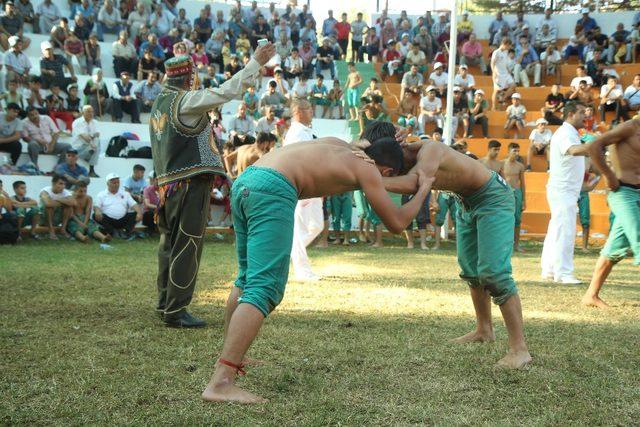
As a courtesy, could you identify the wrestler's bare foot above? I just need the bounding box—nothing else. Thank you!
[315,241,329,248]
[342,240,350,246]
[452,330,496,344]
[202,382,267,404]
[420,242,429,250]
[406,242,414,249]
[495,349,532,369]
[358,233,367,242]
[581,295,610,308]
[370,242,383,248]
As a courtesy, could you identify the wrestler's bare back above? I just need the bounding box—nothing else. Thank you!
[608,119,640,185]
[254,137,371,199]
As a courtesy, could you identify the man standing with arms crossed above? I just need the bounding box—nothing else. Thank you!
[582,118,640,308]
[151,42,276,328]
[283,99,325,281]
[541,102,591,284]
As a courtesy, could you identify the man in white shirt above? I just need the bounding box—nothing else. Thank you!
[526,118,553,171]
[71,105,100,176]
[570,65,593,91]
[284,48,304,82]
[4,36,31,87]
[283,99,323,281]
[541,102,591,284]
[96,0,121,42]
[291,74,311,99]
[621,74,640,117]
[255,106,277,134]
[94,173,142,239]
[540,44,562,85]
[536,8,558,38]
[39,174,75,240]
[428,62,448,97]
[491,37,516,110]
[454,64,476,102]
[418,86,444,134]
[599,76,626,123]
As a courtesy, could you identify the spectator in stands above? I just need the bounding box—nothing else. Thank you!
[380,39,401,77]
[491,37,516,110]
[111,71,140,124]
[94,173,141,240]
[123,164,146,204]
[451,87,469,138]
[228,103,256,141]
[72,13,91,42]
[491,24,512,47]
[159,28,182,59]
[609,23,630,64]
[62,31,84,69]
[569,79,594,105]
[350,12,367,62]
[139,34,165,72]
[96,0,121,41]
[252,15,271,47]
[537,8,558,38]
[40,41,77,91]
[261,80,288,117]
[527,118,552,171]
[269,68,290,96]
[577,8,597,33]
[400,65,424,101]
[458,35,486,76]
[74,0,94,31]
[379,18,396,49]
[70,105,100,176]
[84,68,111,119]
[50,17,70,51]
[67,181,110,243]
[134,24,150,51]
[431,12,448,41]
[40,174,75,240]
[127,2,148,39]
[454,64,475,102]
[404,43,427,74]
[54,147,90,187]
[599,76,627,124]
[211,9,229,37]
[16,0,39,34]
[358,94,388,136]
[299,18,317,48]
[315,38,336,80]
[428,61,448,98]
[321,10,336,38]
[134,73,161,113]
[362,77,383,100]
[489,11,509,44]
[224,54,243,77]
[235,31,251,58]
[22,107,71,166]
[0,1,31,51]
[0,103,23,165]
[65,84,81,120]
[11,180,41,240]
[298,38,316,72]
[467,89,489,138]
[418,86,443,134]
[4,36,31,88]
[359,27,379,63]
[540,44,562,85]
[137,48,160,80]
[586,48,609,87]
[36,0,62,36]
[141,170,159,235]
[516,25,534,46]
[148,3,172,37]
[457,10,473,43]
[273,16,291,41]
[412,26,433,62]
[193,9,211,43]
[284,47,304,82]
[514,36,541,87]
[504,93,526,138]
[631,22,639,63]
[205,30,224,72]
[310,74,329,118]
[621,74,640,117]
[534,24,557,54]
[24,76,47,114]
[83,32,101,74]
[191,42,209,73]
[290,73,311,100]
[46,83,74,131]
[542,84,565,125]
[242,85,260,118]
[112,30,138,76]
[328,79,344,119]
[1,82,26,116]
[570,65,593,92]
[511,10,530,40]
[255,106,277,134]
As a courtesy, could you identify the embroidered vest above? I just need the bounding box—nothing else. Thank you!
[150,88,225,185]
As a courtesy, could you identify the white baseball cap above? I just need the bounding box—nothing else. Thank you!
[511,92,522,99]
[433,62,443,69]
[106,173,120,182]
[8,35,19,47]
[426,85,436,92]
[581,7,589,13]
[475,89,485,95]
[536,118,548,125]
[40,41,53,52]
[453,86,462,92]
[459,64,468,69]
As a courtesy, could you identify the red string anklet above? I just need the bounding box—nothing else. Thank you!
[218,358,247,376]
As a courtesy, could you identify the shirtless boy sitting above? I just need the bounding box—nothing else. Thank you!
[582,117,640,308]
[202,137,433,404]
[361,121,532,370]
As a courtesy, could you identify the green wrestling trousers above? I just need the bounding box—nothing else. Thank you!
[600,185,640,265]
[330,192,353,232]
[232,166,298,317]
[577,191,591,227]
[456,172,519,306]
[513,187,523,227]
[435,192,459,227]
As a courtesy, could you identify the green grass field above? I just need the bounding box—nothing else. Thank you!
[2,237,639,425]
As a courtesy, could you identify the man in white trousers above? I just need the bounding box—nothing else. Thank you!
[541,101,591,284]
[283,99,324,281]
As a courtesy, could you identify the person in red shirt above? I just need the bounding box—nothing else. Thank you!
[381,40,401,77]
[334,13,351,60]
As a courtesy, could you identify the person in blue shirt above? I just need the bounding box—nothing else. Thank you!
[322,10,337,37]
[513,36,541,87]
[310,74,329,118]
[54,148,90,189]
[123,164,147,204]
[577,8,597,33]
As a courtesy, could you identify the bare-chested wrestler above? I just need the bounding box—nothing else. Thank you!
[502,142,527,253]
[202,137,433,404]
[582,117,640,308]
[480,139,504,173]
[360,121,532,370]
[232,132,277,175]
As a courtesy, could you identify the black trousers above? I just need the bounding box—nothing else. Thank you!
[156,177,212,316]
[351,40,362,60]
[112,99,141,123]
[544,111,564,125]
[97,212,137,236]
[113,57,137,76]
[142,210,157,234]
[0,140,22,164]
[468,114,489,137]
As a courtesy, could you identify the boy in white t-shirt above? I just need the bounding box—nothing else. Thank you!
[504,92,527,138]
[527,118,553,170]
[428,62,448,97]
[39,174,76,240]
[291,74,312,99]
[599,76,626,123]
[453,64,476,102]
[418,86,444,134]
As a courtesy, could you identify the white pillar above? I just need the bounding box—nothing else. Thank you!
[442,1,458,145]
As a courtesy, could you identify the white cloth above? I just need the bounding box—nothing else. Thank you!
[94,189,137,219]
[429,71,448,88]
[541,122,584,280]
[570,75,593,90]
[40,186,71,201]
[529,128,552,146]
[283,120,323,278]
[454,73,475,90]
[600,84,623,104]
